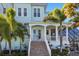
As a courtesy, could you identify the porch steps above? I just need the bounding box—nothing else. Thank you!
[30,41,49,56]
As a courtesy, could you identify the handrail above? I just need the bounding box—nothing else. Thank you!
[28,26,31,56]
[72,29,79,38]
[63,28,79,43]
[44,37,51,56]
[28,37,31,56]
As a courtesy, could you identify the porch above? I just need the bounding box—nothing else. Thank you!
[28,22,71,56]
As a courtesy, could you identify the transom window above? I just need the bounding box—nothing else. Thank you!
[18,8,21,16]
[24,8,27,16]
[34,8,40,17]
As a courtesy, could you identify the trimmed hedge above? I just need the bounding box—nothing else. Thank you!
[0,50,28,56]
[51,48,69,56]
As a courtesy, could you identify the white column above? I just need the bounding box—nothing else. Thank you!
[56,26,58,41]
[44,26,46,41]
[30,26,32,42]
[66,26,68,41]
[44,25,51,56]
[28,25,32,56]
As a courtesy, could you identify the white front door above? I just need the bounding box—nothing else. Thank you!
[33,29,42,40]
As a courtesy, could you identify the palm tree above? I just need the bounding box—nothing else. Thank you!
[0,6,27,55]
[0,14,5,54]
[62,3,78,18]
[44,8,66,52]
[5,8,28,55]
[62,3,79,51]
[0,14,11,55]
[0,3,5,55]
[15,22,26,53]
[5,8,17,55]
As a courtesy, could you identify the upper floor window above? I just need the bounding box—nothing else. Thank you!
[38,8,40,17]
[34,8,40,17]
[24,8,27,16]
[34,8,36,17]
[3,8,6,14]
[18,8,21,16]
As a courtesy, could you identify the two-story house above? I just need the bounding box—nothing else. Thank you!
[0,3,70,56]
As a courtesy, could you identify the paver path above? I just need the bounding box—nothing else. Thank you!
[30,41,49,56]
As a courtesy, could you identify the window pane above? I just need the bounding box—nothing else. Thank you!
[51,29,55,36]
[24,8,27,16]
[34,8,36,17]
[38,13,40,17]
[38,8,40,17]
[38,30,41,33]
[34,8,36,13]
[33,30,36,34]
[38,8,40,13]
[38,30,41,39]
[46,30,49,35]
[3,8,6,14]
[18,8,21,16]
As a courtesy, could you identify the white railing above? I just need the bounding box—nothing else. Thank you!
[28,26,31,56]
[47,36,56,41]
[28,37,31,56]
[44,37,51,56]
[58,36,67,41]
[47,35,67,41]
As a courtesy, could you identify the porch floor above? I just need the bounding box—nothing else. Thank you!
[30,41,49,56]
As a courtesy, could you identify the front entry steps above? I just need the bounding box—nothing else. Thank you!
[30,41,49,56]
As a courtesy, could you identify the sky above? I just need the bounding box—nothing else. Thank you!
[46,3,70,23]
[47,3,64,11]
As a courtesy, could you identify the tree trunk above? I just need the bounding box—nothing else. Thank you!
[9,40,11,56]
[60,21,63,52]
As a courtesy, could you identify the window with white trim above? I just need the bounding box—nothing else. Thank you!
[18,8,21,16]
[24,8,27,16]
[38,8,40,17]
[34,8,36,17]
[34,8,40,17]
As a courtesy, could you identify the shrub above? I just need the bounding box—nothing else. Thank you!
[0,50,28,56]
[51,48,69,56]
